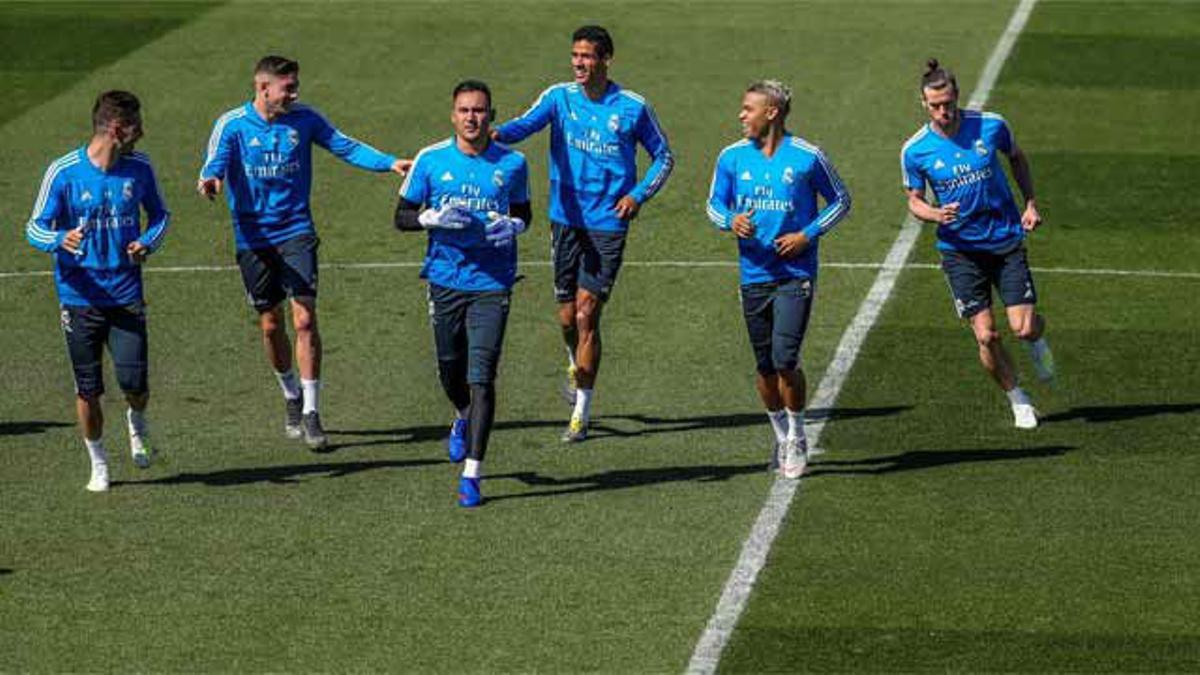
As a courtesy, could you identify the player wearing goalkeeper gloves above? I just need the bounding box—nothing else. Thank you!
[394,80,532,508]
[198,55,410,451]
[706,80,851,479]
[493,25,674,443]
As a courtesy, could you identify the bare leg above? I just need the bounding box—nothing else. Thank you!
[291,297,320,380]
[76,394,103,441]
[260,305,293,373]
[970,309,1018,391]
[573,289,603,390]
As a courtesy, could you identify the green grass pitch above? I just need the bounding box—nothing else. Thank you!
[1,1,1198,671]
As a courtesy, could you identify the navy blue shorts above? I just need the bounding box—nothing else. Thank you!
[740,277,814,375]
[61,303,149,398]
[551,223,627,303]
[428,284,511,385]
[940,245,1037,318]
[236,233,319,312]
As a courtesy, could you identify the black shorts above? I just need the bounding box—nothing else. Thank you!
[940,245,1037,319]
[236,233,319,312]
[428,284,511,385]
[740,277,814,375]
[551,223,627,303]
[60,303,149,397]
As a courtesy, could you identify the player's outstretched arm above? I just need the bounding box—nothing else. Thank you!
[493,86,557,144]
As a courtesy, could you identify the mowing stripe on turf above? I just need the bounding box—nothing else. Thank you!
[2,261,1197,281]
[684,1,1040,672]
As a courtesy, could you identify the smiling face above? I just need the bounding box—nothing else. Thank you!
[739,91,777,140]
[256,72,300,118]
[570,39,609,88]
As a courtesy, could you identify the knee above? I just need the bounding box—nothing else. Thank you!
[292,308,317,335]
[260,310,285,337]
[975,329,1001,349]
[575,302,600,333]
[1012,314,1043,341]
[124,390,149,408]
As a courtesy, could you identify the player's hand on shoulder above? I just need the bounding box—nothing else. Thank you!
[614,195,640,220]
[484,211,527,247]
[197,177,223,200]
[418,204,474,230]
[774,232,810,258]
[731,208,756,239]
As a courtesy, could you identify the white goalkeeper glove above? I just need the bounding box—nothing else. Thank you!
[418,204,475,230]
[484,211,526,247]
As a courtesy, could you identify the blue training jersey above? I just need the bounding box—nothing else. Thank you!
[26,147,170,307]
[199,101,397,250]
[494,81,673,232]
[707,135,851,285]
[901,110,1024,253]
[399,138,530,292]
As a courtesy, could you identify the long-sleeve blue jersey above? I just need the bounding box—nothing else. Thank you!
[26,147,170,307]
[494,81,673,232]
[400,139,530,292]
[199,102,397,250]
[707,135,851,285]
[901,110,1023,253]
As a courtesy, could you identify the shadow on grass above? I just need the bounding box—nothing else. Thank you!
[808,445,1073,477]
[486,462,768,503]
[0,421,72,436]
[1041,404,1200,424]
[328,406,910,448]
[0,568,12,577]
[114,458,443,488]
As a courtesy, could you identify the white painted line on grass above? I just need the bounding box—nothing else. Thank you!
[684,1,1040,672]
[2,259,1196,281]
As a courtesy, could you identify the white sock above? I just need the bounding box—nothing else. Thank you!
[127,408,148,438]
[463,459,481,479]
[84,438,107,467]
[565,345,577,370]
[1006,386,1031,406]
[573,388,593,421]
[276,369,301,400]
[785,408,806,441]
[301,379,320,414]
[767,409,788,443]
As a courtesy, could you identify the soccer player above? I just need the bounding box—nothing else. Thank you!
[492,25,674,443]
[901,59,1055,429]
[394,80,532,508]
[25,90,170,492]
[198,55,408,450]
[706,80,851,478]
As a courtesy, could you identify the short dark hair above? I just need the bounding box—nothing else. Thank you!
[921,58,958,95]
[255,55,299,78]
[452,79,492,108]
[572,25,613,59]
[92,90,141,131]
